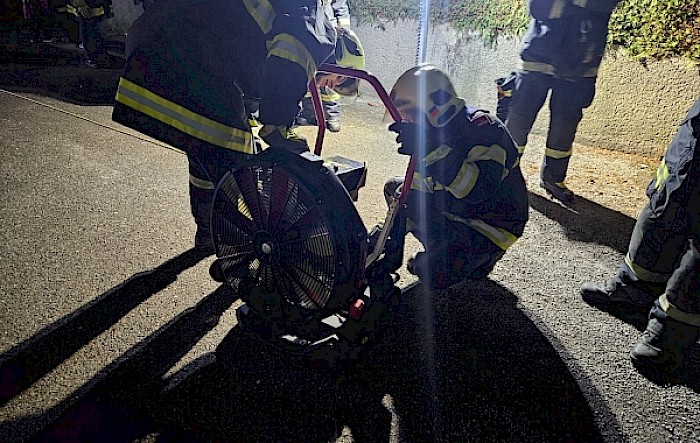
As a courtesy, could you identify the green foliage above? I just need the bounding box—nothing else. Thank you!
[608,0,700,64]
[350,0,700,63]
[350,0,529,45]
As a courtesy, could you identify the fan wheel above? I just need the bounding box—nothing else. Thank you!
[211,158,340,311]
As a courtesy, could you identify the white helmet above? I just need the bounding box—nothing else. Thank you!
[389,64,465,128]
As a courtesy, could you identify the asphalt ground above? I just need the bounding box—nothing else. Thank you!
[1,42,700,443]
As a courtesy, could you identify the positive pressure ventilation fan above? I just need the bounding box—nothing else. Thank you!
[210,149,366,313]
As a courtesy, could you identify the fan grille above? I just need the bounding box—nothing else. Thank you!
[212,163,337,310]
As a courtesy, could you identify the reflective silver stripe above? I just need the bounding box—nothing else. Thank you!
[243,0,275,34]
[659,293,700,327]
[189,173,215,190]
[573,0,588,8]
[115,78,254,154]
[624,253,669,283]
[544,146,573,160]
[446,161,479,199]
[443,213,519,251]
[267,34,317,79]
[518,60,555,75]
[549,0,567,18]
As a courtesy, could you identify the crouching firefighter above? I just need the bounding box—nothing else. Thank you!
[112,0,339,253]
[383,65,529,289]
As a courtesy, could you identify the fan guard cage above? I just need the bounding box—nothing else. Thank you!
[211,161,340,310]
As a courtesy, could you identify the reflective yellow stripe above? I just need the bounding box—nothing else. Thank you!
[444,213,519,250]
[654,158,670,190]
[549,0,567,18]
[243,0,275,34]
[659,294,700,327]
[424,145,452,167]
[517,145,526,155]
[544,146,573,160]
[624,253,668,283]
[320,90,341,101]
[65,4,104,18]
[518,60,598,77]
[410,172,434,192]
[267,34,317,79]
[115,78,254,154]
[467,144,507,168]
[189,173,215,190]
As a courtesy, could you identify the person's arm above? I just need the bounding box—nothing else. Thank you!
[258,1,336,147]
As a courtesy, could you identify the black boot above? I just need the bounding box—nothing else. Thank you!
[630,317,700,370]
[580,274,663,310]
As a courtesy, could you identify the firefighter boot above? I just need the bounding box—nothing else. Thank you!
[539,180,574,203]
[580,267,663,311]
[407,251,467,290]
[630,317,700,371]
[326,119,341,133]
[190,184,215,255]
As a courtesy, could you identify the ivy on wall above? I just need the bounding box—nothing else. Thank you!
[608,0,700,64]
[350,0,700,64]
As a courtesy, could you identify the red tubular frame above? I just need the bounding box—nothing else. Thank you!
[309,64,416,269]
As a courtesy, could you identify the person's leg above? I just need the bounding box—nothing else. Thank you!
[295,93,318,126]
[504,71,551,160]
[631,240,700,368]
[582,107,700,309]
[82,17,109,67]
[188,146,250,253]
[540,76,596,202]
[408,223,504,289]
[321,86,341,132]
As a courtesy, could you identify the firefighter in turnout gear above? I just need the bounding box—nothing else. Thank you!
[503,0,621,203]
[65,0,113,68]
[296,0,355,133]
[112,0,337,253]
[384,65,529,289]
[581,97,700,376]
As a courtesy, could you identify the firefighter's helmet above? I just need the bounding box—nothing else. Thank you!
[330,28,365,96]
[389,64,465,128]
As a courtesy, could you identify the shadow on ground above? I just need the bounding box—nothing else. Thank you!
[2,279,635,442]
[529,192,636,254]
[0,41,123,106]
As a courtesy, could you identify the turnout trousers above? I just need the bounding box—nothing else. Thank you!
[505,71,596,184]
[623,99,700,326]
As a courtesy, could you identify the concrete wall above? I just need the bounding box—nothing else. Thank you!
[356,20,700,159]
[109,3,700,159]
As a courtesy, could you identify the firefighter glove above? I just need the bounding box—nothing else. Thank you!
[259,125,309,154]
[389,121,438,157]
[389,121,417,156]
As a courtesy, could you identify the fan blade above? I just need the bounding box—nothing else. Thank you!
[233,167,269,230]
